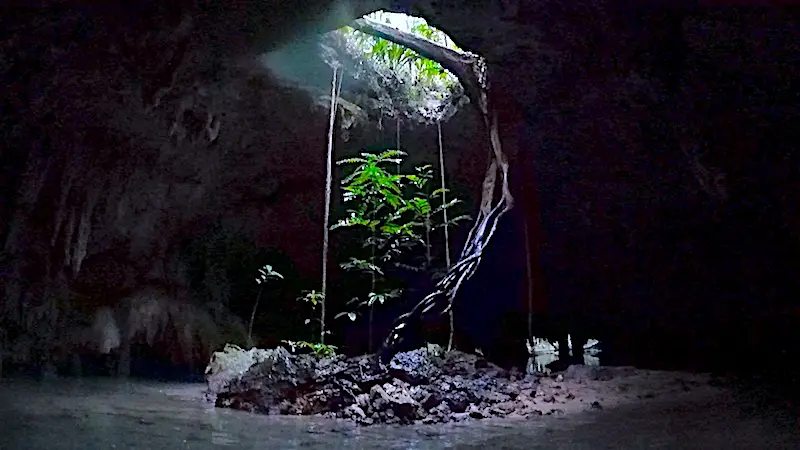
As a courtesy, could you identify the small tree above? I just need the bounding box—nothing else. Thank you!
[283,290,337,357]
[331,149,420,349]
[404,164,470,271]
[332,149,468,351]
[248,265,283,347]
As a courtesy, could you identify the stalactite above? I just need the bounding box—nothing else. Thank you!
[71,190,98,275]
[18,154,53,208]
[63,208,76,269]
[51,172,74,247]
[3,155,52,254]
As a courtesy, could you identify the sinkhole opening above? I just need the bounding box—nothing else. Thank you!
[264,10,473,131]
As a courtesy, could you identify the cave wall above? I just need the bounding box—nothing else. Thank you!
[0,3,490,370]
[458,5,800,367]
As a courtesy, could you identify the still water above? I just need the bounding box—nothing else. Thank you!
[0,377,796,449]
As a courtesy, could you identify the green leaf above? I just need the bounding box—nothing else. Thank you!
[335,311,358,320]
[337,157,367,165]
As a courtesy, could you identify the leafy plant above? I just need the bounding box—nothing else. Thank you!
[295,290,332,344]
[248,265,284,346]
[406,164,470,270]
[298,290,325,307]
[281,340,338,358]
[331,150,420,349]
[331,149,469,351]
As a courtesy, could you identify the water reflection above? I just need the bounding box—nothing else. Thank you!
[527,335,602,374]
[528,352,601,374]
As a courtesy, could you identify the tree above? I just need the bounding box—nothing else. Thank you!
[319,44,345,345]
[335,13,516,361]
[332,149,420,350]
[331,148,469,351]
[249,265,284,346]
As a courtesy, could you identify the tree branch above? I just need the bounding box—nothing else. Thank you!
[350,18,486,114]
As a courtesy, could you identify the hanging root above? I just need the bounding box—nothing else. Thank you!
[380,194,509,363]
[381,108,513,363]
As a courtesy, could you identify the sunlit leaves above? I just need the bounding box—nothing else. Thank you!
[255,264,283,284]
[282,340,337,358]
[331,149,470,330]
[332,11,464,123]
[340,257,384,275]
[335,150,409,223]
[367,289,403,306]
[297,290,325,307]
[334,311,359,321]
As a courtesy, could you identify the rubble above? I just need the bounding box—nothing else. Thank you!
[206,345,717,425]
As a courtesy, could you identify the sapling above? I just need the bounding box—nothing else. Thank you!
[288,290,337,357]
[248,264,283,347]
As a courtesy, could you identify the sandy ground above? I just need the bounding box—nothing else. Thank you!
[521,365,721,416]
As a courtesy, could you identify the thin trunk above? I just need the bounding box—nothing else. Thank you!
[438,121,451,267]
[396,118,401,174]
[425,214,432,267]
[368,228,376,353]
[247,287,263,347]
[438,121,455,351]
[322,65,342,344]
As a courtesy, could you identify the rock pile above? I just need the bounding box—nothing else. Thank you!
[207,345,712,425]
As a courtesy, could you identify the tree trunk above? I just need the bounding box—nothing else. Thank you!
[350,18,485,113]
[438,121,455,351]
[368,228,376,353]
[322,64,343,344]
[248,287,263,347]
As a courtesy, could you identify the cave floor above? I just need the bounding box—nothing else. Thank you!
[0,375,797,449]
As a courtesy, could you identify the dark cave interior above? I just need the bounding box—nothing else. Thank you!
[0,1,798,403]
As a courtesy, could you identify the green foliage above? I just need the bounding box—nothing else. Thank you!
[297,290,325,307]
[281,340,338,358]
[249,264,284,346]
[255,265,284,284]
[270,290,335,354]
[333,149,425,262]
[362,27,451,83]
[295,290,331,338]
[331,149,469,325]
[327,12,467,125]
[339,257,384,275]
[412,165,471,234]
[366,289,403,307]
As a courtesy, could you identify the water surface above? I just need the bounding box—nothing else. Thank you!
[0,377,796,449]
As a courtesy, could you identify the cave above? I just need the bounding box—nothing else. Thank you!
[1,0,799,443]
